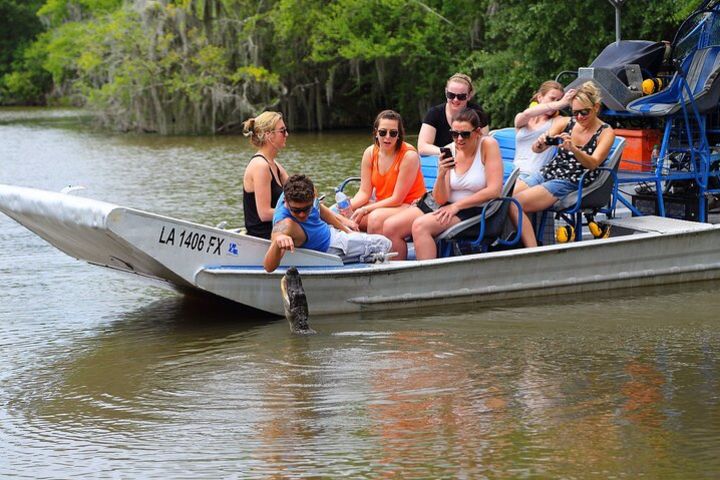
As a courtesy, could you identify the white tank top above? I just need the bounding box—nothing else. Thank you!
[514,119,555,175]
[448,139,487,203]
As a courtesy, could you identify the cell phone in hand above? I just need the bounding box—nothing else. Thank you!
[439,147,455,167]
[544,136,563,146]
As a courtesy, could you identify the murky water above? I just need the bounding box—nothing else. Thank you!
[2,108,720,478]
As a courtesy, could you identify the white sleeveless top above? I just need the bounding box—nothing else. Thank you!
[514,119,555,175]
[447,139,486,203]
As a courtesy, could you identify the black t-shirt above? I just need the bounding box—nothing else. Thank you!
[422,102,490,148]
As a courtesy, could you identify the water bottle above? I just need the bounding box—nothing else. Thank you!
[651,144,660,168]
[335,188,353,218]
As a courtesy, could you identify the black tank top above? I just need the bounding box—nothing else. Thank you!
[243,154,284,239]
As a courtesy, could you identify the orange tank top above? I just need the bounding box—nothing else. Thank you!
[370,142,426,203]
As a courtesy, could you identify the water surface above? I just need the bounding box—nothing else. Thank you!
[1,108,719,478]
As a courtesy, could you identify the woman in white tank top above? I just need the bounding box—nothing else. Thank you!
[447,138,488,202]
[383,108,504,260]
[513,81,574,178]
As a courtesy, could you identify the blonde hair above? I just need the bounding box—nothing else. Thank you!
[446,73,475,97]
[532,80,564,102]
[573,81,602,108]
[242,111,283,147]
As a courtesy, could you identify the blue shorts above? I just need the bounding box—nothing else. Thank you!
[521,172,578,199]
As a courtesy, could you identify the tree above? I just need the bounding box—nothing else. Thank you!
[462,0,703,126]
[1,0,708,131]
[0,0,48,104]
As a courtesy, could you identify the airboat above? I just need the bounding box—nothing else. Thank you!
[3,1,720,316]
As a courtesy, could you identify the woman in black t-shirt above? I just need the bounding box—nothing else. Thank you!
[417,73,490,156]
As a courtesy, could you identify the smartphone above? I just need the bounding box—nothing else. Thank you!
[439,147,455,167]
[544,136,563,146]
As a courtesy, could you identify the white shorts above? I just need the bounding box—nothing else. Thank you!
[327,227,392,263]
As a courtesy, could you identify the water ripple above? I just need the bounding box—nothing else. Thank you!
[2,109,720,478]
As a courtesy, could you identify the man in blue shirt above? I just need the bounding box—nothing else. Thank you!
[264,174,392,272]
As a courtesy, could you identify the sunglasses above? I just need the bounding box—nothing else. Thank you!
[288,203,313,215]
[449,129,474,139]
[572,108,591,117]
[377,129,399,138]
[446,91,469,101]
[273,127,289,135]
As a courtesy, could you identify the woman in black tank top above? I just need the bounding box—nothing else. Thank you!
[241,112,290,239]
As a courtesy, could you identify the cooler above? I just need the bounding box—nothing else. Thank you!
[615,128,661,172]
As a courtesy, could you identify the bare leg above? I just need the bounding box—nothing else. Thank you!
[511,185,558,247]
[513,179,529,195]
[382,206,423,260]
[412,213,461,260]
[366,205,409,234]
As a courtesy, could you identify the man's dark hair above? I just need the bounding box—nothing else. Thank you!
[283,174,315,203]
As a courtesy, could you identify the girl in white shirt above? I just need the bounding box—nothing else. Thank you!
[383,108,503,260]
[513,81,575,180]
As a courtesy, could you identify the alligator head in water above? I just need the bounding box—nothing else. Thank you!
[280,267,316,335]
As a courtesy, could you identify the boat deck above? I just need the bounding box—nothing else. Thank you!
[605,215,715,234]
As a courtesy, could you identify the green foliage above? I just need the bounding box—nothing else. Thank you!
[460,0,704,126]
[37,0,122,26]
[0,0,710,130]
[0,0,48,103]
[63,1,285,133]
[0,0,45,73]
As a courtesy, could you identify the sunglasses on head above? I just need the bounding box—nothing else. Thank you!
[572,108,591,117]
[288,203,313,215]
[446,91,469,101]
[449,129,474,139]
[377,129,399,138]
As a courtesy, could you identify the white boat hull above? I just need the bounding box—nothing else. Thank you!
[197,222,720,315]
[0,184,340,296]
[3,184,720,316]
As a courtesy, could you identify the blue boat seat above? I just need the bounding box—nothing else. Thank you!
[336,151,437,196]
[626,46,720,116]
[489,127,517,164]
[538,135,627,242]
[340,140,515,197]
[553,136,626,211]
[435,168,522,256]
[420,154,439,190]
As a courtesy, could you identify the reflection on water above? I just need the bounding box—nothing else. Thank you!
[2,108,720,478]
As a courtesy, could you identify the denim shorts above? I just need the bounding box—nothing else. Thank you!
[521,172,578,199]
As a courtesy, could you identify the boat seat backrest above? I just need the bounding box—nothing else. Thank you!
[627,45,720,116]
[435,168,521,244]
[420,155,438,190]
[489,128,517,165]
[553,136,626,211]
[420,131,517,191]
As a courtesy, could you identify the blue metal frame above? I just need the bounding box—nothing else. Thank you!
[437,197,524,257]
[537,167,620,242]
[609,9,720,222]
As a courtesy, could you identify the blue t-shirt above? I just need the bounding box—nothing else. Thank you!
[272,193,331,252]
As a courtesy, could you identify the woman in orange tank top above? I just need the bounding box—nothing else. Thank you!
[349,110,426,233]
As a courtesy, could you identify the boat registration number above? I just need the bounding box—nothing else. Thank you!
[158,226,225,255]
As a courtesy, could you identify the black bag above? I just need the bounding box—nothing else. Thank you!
[417,192,441,214]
